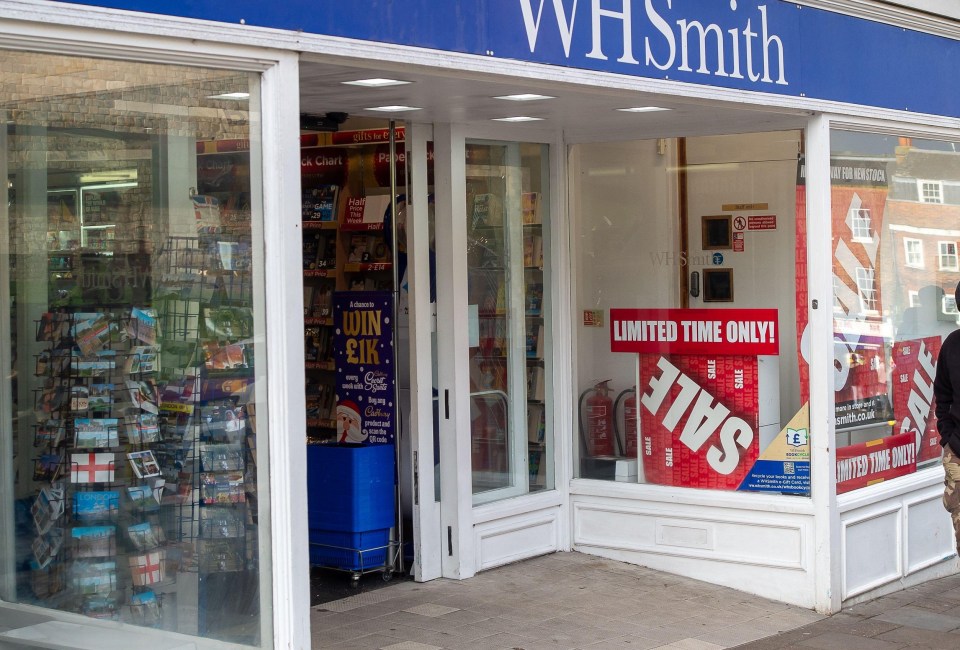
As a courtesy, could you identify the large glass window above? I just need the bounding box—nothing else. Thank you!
[0,51,270,646]
[572,132,808,495]
[831,130,960,494]
[466,141,552,504]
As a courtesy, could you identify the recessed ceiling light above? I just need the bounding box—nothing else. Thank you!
[494,93,555,102]
[343,78,412,88]
[366,105,422,112]
[491,116,544,122]
[617,106,670,113]
[207,92,250,100]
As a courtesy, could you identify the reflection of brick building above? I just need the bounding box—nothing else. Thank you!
[830,157,892,423]
[881,143,960,335]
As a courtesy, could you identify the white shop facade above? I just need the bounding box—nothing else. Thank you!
[1,1,960,648]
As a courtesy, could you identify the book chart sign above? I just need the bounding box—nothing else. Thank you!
[333,291,396,445]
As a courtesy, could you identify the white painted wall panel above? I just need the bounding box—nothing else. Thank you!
[474,507,560,572]
[906,494,954,573]
[843,508,901,599]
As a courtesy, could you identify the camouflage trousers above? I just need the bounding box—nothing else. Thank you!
[943,446,960,557]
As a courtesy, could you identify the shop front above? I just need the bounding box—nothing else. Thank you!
[1,1,960,648]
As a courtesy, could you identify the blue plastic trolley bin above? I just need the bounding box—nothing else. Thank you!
[307,443,396,579]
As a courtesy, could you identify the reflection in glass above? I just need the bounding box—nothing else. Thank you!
[831,130,960,493]
[1,50,269,645]
[466,142,551,503]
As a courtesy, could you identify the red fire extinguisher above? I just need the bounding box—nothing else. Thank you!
[616,387,638,458]
[579,380,616,457]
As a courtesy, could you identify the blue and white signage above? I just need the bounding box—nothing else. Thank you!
[59,1,960,118]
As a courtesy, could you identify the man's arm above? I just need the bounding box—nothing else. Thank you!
[935,340,960,453]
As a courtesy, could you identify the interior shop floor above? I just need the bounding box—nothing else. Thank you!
[309,551,827,650]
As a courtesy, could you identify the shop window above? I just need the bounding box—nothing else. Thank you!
[571,132,808,496]
[904,238,924,268]
[0,50,269,646]
[939,241,958,271]
[850,208,872,242]
[831,129,960,494]
[919,179,943,204]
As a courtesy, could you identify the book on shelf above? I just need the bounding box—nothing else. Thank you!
[525,321,544,359]
[527,403,545,443]
[529,449,545,484]
[311,284,333,318]
[522,192,541,225]
[522,233,543,268]
[525,281,543,316]
[302,184,340,222]
[470,192,503,228]
[527,364,545,402]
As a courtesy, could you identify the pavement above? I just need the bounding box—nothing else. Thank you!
[310,552,960,650]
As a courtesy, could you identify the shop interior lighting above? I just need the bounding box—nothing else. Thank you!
[207,92,250,100]
[79,169,138,184]
[617,106,670,113]
[366,105,422,112]
[494,93,555,101]
[491,116,544,122]
[342,78,411,87]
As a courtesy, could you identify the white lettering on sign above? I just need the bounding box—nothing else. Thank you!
[613,319,678,342]
[899,341,937,452]
[837,454,868,482]
[519,0,788,86]
[641,356,754,475]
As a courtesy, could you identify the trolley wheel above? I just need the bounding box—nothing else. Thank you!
[382,570,393,583]
[350,573,361,588]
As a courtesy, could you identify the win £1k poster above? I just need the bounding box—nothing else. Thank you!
[333,291,395,445]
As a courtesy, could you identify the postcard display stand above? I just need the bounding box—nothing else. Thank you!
[28,229,258,639]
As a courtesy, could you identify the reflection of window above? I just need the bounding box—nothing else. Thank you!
[944,295,959,315]
[850,208,871,241]
[939,241,958,271]
[919,179,943,204]
[855,267,877,311]
[904,238,924,268]
[908,290,920,308]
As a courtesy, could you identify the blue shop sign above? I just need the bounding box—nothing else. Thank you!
[58,1,960,118]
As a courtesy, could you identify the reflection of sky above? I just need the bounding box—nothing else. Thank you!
[832,130,959,155]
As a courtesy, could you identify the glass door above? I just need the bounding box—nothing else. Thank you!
[465,140,551,505]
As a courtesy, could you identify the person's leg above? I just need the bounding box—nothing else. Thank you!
[943,446,960,557]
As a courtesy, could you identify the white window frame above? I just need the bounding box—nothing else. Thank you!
[918,179,944,203]
[850,207,872,242]
[904,237,924,268]
[0,15,307,650]
[855,266,878,312]
[939,241,959,271]
[908,290,920,308]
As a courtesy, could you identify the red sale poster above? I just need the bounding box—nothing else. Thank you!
[836,432,916,494]
[892,337,941,463]
[638,354,760,490]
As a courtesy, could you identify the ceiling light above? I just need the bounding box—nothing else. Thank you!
[366,105,422,112]
[207,92,250,100]
[617,106,670,113]
[343,78,411,88]
[491,116,544,122]
[494,93,555,101]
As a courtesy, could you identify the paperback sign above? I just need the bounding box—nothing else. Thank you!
[333,291,396,445]
[611,308,779,356]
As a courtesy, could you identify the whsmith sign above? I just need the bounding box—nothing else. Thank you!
[60,0,960,118]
